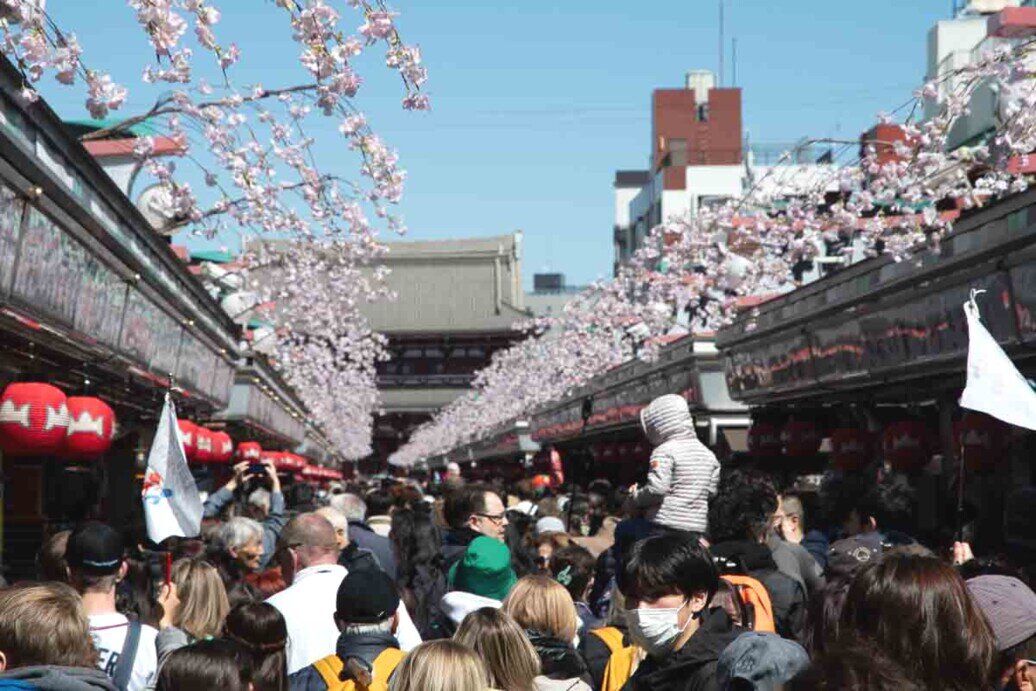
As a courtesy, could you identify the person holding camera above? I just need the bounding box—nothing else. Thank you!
[205,459,287,571]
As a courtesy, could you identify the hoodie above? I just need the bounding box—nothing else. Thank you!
[439,591,502,631]
[0,666,117,691]
[634,395,720,533]
[622,608,742,691]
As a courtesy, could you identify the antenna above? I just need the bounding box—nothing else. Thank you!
[718,0,725,86]
[732,36,738,87]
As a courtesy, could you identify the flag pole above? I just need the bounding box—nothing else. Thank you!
[955,438,966,542]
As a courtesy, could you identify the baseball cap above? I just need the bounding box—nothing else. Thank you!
[966,575,1036,651]
[535,516,566,536]
[65,521,124,575]
[336,569,400,624]
[826,535,882,578]
[717,631,809,690]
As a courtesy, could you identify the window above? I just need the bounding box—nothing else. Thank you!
[696,103,709,122]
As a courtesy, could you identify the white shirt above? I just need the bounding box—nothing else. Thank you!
[266,563,422,674]
[89,613,158,691]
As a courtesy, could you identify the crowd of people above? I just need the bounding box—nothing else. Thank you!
[0,396,1035,690]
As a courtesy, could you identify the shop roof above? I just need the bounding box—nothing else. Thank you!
[191,249,235,264]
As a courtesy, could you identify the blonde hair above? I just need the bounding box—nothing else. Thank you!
[502,575,580,643]
[388,640,489,691]
[454,608,540,691]
[172,558,230,640]
[0,582,97,668]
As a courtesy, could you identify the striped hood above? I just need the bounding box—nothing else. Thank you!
[640,394,696,444]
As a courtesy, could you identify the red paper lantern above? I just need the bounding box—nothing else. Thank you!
[955,413,1009,473]
[830,428,872,472]
[64,397,116,459]
[177,420,198,460]
[0,383,69,456]
[748,423,782,458]
[194,427,214,464]
[264,451,287,472]
[236,441,263,462]
[882,421,931,473]
[210,431,234,464]
[781,421,822,457]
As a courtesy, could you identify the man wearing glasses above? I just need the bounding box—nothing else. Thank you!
[442,485,509,570]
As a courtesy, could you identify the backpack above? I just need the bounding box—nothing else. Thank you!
[720,574,776,633]
[111,619,141,691]
[589,627,640,691]
[312,648,405,691]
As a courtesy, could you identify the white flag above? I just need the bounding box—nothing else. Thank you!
[960,293,1036,430]
[142,394,203,543]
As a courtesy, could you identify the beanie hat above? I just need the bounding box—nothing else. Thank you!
[966,575,1036,651]
[449,536,517,601]
[336,568,400,624]
[717,631,809,690]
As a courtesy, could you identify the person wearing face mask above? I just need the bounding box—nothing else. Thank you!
[619,532,741,691]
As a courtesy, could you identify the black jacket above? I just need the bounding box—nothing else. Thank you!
[579,623,630,691]
[400,562,448,640]
[347,521,397,580]
[441,528,479,572]
[288,630,400,691]
[621,609,741,691]
[526,630,593,686]
[710,540,807,640]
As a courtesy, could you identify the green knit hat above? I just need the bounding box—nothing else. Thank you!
[449,536,517,601]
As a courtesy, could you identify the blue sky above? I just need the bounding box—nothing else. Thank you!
[39,1,949,289]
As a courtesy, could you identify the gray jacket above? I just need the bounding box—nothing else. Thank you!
[203,487,287,569]
[635,394,720,533]
[768,532,825,595]
[0,666,118,690]
[155,626,192,665]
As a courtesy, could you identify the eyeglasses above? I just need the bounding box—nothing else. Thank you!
[474,512,507,524]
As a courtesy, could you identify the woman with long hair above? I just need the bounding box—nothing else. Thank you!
[453,607,540,691]
[223,602,288,691]
[502,575,593,691]
[838,553,997,690]
[156,558,231,661]
[388,640,489,691]
[390,506,447,639]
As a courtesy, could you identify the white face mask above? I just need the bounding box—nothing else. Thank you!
[626,600,691,657]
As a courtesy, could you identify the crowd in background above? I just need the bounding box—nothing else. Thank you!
[0,394,1034,690]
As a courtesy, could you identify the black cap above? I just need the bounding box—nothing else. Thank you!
[66,521,124,575]
[827,535,881,578]
[336,569,400,624]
